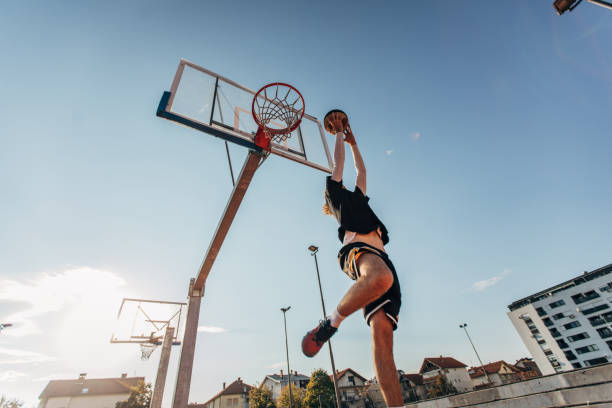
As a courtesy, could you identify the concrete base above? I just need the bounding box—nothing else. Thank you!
[407,363,612,408]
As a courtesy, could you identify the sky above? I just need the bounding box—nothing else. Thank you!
[1,1,611,406]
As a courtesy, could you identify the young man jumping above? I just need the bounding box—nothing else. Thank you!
[301,110,404,408]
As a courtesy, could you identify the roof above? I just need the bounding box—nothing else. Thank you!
[469,361,518,378]
[203,379,253,405]
[39,376,144,399]
[332,368,367,383]
[400,374,423,386]
[264,373,310,383]
[419,357,467,373]
[508,263,612,311]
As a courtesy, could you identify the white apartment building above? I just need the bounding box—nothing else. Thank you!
[508,263,612,375]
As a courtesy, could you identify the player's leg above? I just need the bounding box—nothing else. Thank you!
[370,309,404,407]
[302,253,393,357]
[336,253,394,317]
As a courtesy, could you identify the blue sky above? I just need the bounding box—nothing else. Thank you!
[1,1,611,406]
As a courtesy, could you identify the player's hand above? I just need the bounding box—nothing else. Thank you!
[344,124,356,145]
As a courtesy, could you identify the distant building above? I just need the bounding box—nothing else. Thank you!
[399,372,425,402]
[38,373,143,408]
[508,263,612,374]
[419,357,473,394]
[261,370,309,400]
[468,361,520,387]
[513,357,542,380]
[190,378,253,408]
[332,368,367,408]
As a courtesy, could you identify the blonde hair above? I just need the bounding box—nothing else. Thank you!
[322,203,332,215]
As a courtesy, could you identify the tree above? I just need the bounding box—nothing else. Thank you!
[249,385,276,408]
[0,396,23,408]
[427,375,457,398]
[115,380,152,408]
[277,385,307,408]
[304,369,336,408]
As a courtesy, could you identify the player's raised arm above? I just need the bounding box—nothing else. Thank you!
[345,125,366,195]
[331,131,345,182]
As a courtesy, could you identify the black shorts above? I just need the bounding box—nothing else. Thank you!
[338,242,401,330]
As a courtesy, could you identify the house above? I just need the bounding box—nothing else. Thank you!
[399,372,426,402]
[332,368,367,408]
[364,380,386,408]
[38,373,143,408]
[190,378,253,408]
[419,356,473,394]
[468,361,520,387]
[261,370,310,400]
[514,357,542,381]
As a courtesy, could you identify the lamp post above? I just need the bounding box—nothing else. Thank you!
[308,245,342,408]
[0,323,12,332]
[281,306,293,408]
[553,0,612,14]
[459,323,491,384]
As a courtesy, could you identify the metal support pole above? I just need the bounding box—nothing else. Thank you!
[588,0,612,10]
[172,150,263,408]
[172,280,203,408]
[309,246,341,408]
[281,307,293,408]
[151,326,175,408]
[459,323,491,384]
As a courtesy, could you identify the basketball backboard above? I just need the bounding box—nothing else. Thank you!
[110,298,186,345]
[156,59,333,174]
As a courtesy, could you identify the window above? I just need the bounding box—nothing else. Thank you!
[348,375,355,385]
[552,312,565,320]
[542,317,554,327]
[556,339,569,349]
[603,311,612,323]
[568,332,590,342]
[581,304,609,315]
[607,340,612,352]
[564,350,577,360]
[589,316,606,326]
[572,290,601,305]
[563,321,581,330]
[575,344,599,354]
[596,327,612,339]
[544,349,553,356]
[549,328,562,338]
[584,357,609,366]
[81,388,88,394]
[572,362,582,369]
[536,307,547,316]
[549,299,566,308]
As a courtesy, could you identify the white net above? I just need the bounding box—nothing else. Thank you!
[140,342,158,361]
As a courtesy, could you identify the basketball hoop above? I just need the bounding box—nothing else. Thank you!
[140,341,158,361]
[252,83,305,151]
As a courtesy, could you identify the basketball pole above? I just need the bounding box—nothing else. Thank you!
[151,326,175,408]
[172,150,263,408]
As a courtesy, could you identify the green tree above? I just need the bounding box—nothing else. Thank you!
[0,396,24,408]
[277,385,307,408]
[249,385,276,408]
[115,380,152,408]
[304,369,335,408]
[427,375,457,398]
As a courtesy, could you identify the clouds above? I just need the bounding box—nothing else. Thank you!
[0,370,27,382]
[198,326,227,333]
[0,267,126,337]
[0,347,55,365]
[411,132,421,141]
[472,269,511,291]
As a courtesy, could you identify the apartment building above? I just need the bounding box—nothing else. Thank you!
[508,263,612,374]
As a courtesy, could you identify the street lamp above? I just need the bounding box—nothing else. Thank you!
[459,323,491,384]
[281,306,293,408]
[553,0,612,15]
[0,323,12,332]
[308,245,342,408]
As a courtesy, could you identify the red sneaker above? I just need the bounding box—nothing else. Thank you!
[301,319,337,357]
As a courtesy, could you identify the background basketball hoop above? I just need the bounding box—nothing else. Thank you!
[252,82,305,151]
